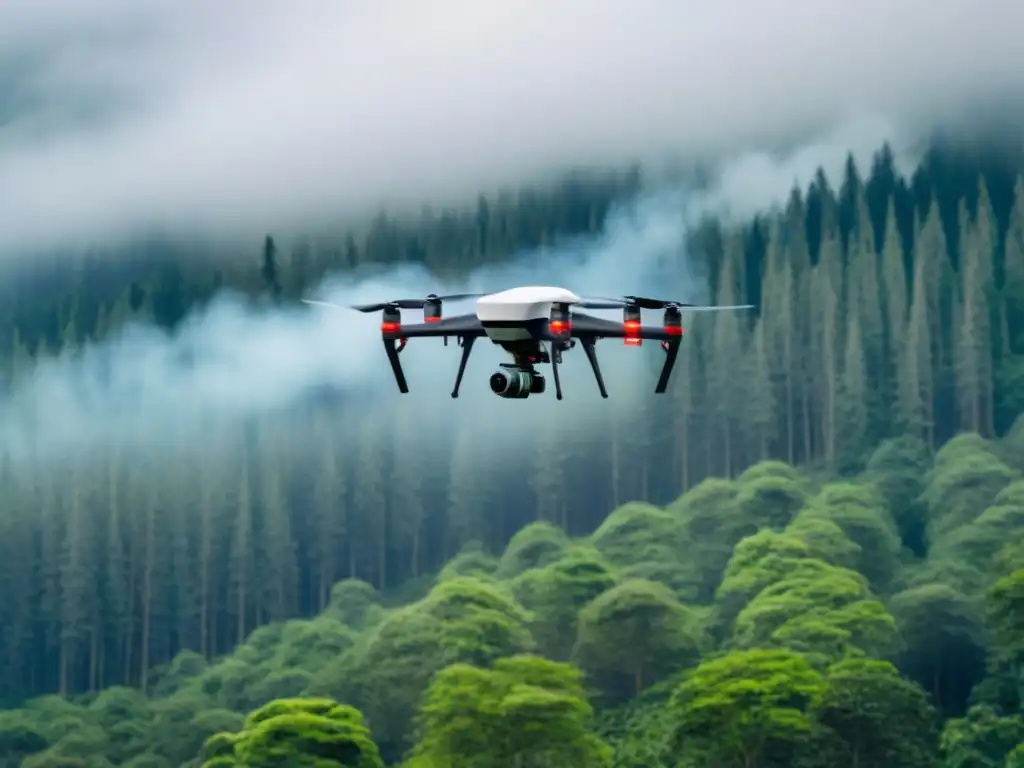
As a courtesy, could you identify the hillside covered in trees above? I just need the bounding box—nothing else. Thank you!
[1,137,1024,766]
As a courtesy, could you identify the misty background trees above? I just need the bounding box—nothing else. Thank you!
[1,137,1024,766]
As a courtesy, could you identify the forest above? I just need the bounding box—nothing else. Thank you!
[1,136,1024,766]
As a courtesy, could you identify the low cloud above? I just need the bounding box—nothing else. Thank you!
[2,0,1022,251]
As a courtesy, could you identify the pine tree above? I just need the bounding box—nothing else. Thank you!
[310,420,347,610]
[837,292,869,469]
[815,232,843,469]
[850,191,886,440]
[1003,175,1024,355]
[881,197,909,428]
[391,401,428,579]
[708,234,746,476]
[744,315,775,461]
[898,253,932,440]
[955,198,995,436]
[354,417,388,588]
[228,450,255,648]
[257,430,298,624]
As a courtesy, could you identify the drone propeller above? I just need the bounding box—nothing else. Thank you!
[301,299,346,310]
[575,295,755,311]
[349,293,484,313]
[301,293,483,312]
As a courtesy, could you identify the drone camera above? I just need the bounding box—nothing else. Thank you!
[489,366,543,399]
[623,306,642,346]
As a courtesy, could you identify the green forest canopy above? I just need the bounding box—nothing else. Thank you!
[2,436,1024,767]
[0,138,1023,765]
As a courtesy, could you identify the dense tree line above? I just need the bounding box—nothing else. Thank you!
[2,434,1023,766]
[0,168,641,358]
[1,138,1024,765]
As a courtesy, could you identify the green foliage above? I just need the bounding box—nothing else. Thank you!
[730,559,899,664]
[312,576,535,758]
[590,501,699,599]
[798,482,902,591]
[814,657,938,768]
[201,697,384,767]
[4,432,1024,766]
[940,704,1024,768]
[734,472,808,530]
[322,580,380,630]
[436,543,499,583]
[890,583,989,716]
[511,546,617,660]
[4,150,1024,767]
[864,435,932,554]
[495,522,570,579]
[574,579,705,701]
[666,649,827,767]
[987,570,1024,672]
[406,655,611,768]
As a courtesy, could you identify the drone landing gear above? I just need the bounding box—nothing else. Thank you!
[549,341,565,400]
[655,338,681,393]
[384,337,409,393]
[450,335,476,398]
[579,336,609,399]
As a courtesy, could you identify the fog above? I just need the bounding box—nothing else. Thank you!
[1,187,706,457]
[3,0,1021,469]
[1,126,904,463]
[2,0,1023,250]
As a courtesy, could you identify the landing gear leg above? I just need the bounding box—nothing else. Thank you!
[580,336,608,398]
[655,338,680,393]
[451,336,476,398]
[384,338,409,393]
[550,343,564,400]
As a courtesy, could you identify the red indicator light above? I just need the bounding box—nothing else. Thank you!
[624,319,642,346]
[664,324,683,336]
[381,321,401,333]
[549,320,570,335]
[424,316,440,322]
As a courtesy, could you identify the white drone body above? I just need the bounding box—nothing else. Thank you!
[474,286,582,342]
[302,285,753,400]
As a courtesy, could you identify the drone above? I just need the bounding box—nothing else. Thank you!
[303,286,754,400]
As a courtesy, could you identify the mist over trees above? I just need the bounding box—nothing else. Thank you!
[1,137,1024,766]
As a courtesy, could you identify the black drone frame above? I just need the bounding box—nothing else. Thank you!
[303,293,754,401]
[378,304,684,401]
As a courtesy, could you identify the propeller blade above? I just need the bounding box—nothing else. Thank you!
[630,296,680,310]
[574,298,630,309]
[575,295,696,310]
[576,295,755,312]
[349,302,392,313]
[678,304,756,312]
[348,293,486,312]
[433,292,485,302]
[302,299,350,310]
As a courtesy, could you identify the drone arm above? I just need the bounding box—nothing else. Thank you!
[399,314,486,338]
[569,312,676,340]
[655,337,681,393]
